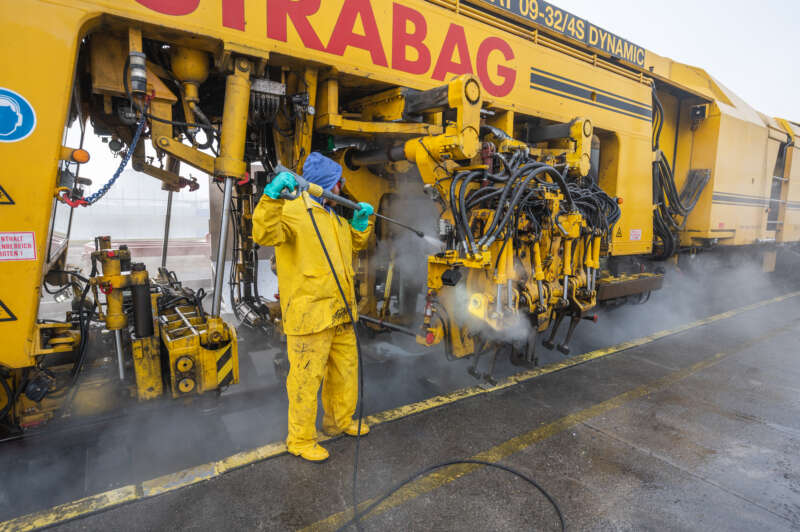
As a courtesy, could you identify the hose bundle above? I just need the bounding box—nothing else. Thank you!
[651,87,709,259]
[448,151,619,255]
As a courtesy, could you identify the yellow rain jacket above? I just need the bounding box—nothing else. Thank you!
[252,193,373,335]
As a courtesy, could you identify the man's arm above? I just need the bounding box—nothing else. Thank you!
[349,202,374,251]
[252,196,296,247]
[252,172,299,247]
[350,219,373,251]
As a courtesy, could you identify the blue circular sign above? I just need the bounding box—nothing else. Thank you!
[0,87,36,143]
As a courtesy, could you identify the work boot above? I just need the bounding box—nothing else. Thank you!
[322,420,370,437]
[343,420,370,436]
[290,443,329,463]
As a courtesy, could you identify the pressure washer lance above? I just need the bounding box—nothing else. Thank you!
[274,164,426,238]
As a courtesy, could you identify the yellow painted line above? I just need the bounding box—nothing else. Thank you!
[0,487,139,532]
[305,318,800,531]
[1,291,798,532]
[366,290,800,427]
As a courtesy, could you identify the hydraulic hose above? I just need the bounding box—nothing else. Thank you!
[458,170,484,254]
[481,165,564,248]
[476,162,541,248]
[449,172,468,247]
[0,371,13,422]
[466,186,503,209]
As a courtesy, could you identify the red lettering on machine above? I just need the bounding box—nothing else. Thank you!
[0,232,36,261]
[134,0,519,98]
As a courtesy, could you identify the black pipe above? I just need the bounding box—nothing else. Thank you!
[348,145,407,167]
[359,315,417,336]
[457,171,483,253]
[449,172,468,246]
[404,84,450,114]
[0,371,13,422]
[131,263,154,338]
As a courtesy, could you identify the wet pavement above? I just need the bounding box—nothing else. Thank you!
[2,259,800,530]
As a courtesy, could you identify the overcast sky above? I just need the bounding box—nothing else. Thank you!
[555,0,800,121]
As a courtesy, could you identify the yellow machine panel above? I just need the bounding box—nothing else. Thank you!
[648,52,799,250]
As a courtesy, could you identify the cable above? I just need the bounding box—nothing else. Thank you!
[306,204,366,530]
[0,370,13,422]
[334,459,565,532]
[304,195,563,532]
[50,270,90,283]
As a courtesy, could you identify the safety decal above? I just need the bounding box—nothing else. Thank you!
[0,300,17,322]
[0,184,13,205]
[0,232,37,261]
[0,87,36,143]
[630,229,642,241]
[216,345,234,387]
[615,227,623,238]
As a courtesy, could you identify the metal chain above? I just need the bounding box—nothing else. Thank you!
[83,114,147,205]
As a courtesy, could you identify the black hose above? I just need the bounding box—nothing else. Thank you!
[306,207,366,530]
[457,171,483,254]
[476,162,541,248]
[70,261,98,380]
[0,371,13,422]
[482,165,560,247]
[334,459,565,532]
[652,86,664,152]
[449,172,466,246]
[431,301,454,361]
[50,270,90,283]
[306,201,563,532]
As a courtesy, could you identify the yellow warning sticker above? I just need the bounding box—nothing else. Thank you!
[615,227,623,238]
[0,300,17,322]
[0,185,13,205]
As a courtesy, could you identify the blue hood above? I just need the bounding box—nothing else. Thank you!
[302,152,342,194]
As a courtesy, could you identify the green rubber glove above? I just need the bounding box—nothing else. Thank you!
[263,171,297,199]
[350,202,374,232]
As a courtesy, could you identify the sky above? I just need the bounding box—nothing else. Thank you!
[554,0,800,121]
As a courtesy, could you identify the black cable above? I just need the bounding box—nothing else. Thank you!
[457,171,483,254]
[306,205,366,530]
[305,198,563,532]
[0,371,13,422]
[70,261,98,380]
[431,302,454,361]
[334,459,565,532]
[43,281,75,296]
[50,269,90,283]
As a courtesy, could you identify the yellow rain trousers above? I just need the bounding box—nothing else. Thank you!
[252,193,372,453]
[286,324,357,451]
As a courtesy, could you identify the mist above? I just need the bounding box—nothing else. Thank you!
[5,162,800,526]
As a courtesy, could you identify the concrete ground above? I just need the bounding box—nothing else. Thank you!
[2,255,799,531]
[41,288,800,531]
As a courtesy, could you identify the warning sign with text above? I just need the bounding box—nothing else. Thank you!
[0,232,36,261]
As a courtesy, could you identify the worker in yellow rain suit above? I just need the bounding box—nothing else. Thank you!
[253,152,373,462]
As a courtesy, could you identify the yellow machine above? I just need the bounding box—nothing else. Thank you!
[1,0,798,431]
